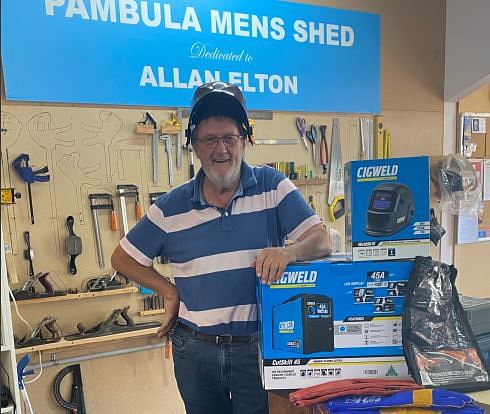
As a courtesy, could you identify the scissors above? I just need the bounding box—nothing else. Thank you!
[162,112,181,127]
[295,117,309,151]
[306,125,317,165]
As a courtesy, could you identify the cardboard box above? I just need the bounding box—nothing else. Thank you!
[257,259,412,390]
[344,156,431,261]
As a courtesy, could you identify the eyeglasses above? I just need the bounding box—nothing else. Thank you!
[194,134,245,148]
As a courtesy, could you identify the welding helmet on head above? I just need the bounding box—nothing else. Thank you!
[185,81,252,145]
[437,154,481,214]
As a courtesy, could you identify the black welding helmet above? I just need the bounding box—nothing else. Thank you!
[185,81,252,145]
[365,183,414,236]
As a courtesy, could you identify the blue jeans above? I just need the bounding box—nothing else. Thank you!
[171,325,269,414]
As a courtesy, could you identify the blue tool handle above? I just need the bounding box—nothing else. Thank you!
[17,354,34,389]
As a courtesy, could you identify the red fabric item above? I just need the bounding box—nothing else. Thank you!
[289,378,424,407]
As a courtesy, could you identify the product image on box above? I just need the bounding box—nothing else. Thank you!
[257,259,412,389]
[365,183,414,236]
[272,294,334,354]
[345,156,430,261]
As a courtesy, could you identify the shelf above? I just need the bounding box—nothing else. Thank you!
[139,309,165,316]
[10,287,139,305]
[15,327,159,355]
[292,178,327,186]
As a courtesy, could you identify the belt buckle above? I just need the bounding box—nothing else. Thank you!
[216,334,233,345]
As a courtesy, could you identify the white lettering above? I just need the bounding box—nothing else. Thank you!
[251,15,268,39]
[182,7,201,32]
[309,22,324,45]
[163,3,180,30]
[293,20,308,43]
[173,67,187,88]
[357,165,399,178]
[45,0,65,16]
[341,26,354,46]
[66,0,89,19]
[119,0,138,25]
[270,17,285,41]
[140,66,157,87]
[229,72,242,85]
[284,76,298,94]
[157,67,172,87]
[269,75,282,94]
[89,0,116,22]
[210,10,232,34]
[234,12,249,37]
[242,73,256,92]
[187,69,203,88]
[140,67,298,96]
[326,24,339,46]
[141,2,160,27]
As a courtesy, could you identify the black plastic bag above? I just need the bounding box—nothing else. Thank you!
[403,256,490,392]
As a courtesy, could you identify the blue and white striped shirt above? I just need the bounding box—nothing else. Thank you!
[120,162,321,335]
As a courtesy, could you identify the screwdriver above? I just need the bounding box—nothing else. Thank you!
[135,193,144,221]
[109,198,118,231]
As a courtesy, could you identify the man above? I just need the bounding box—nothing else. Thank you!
[111,81,332,414]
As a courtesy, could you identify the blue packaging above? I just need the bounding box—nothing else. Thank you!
[344,156,431,261]
[257,257,412,389]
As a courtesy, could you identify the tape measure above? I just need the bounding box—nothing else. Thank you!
[1,188,21,205]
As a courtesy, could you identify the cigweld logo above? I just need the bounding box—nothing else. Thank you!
[357,165,398,180]
[274,270,317,286]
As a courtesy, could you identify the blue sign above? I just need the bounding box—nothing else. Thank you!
[1,1,380,113]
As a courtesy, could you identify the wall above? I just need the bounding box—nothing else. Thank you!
[453,85,490,297]
[0,1,446,413]
[444,0,490,101]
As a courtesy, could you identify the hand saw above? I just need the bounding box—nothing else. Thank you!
[327,118,345,221]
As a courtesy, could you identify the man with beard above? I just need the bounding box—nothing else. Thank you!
[111,81,332,414]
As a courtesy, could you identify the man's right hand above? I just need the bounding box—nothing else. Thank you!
[157,293,179,338]
[111,245,181,339]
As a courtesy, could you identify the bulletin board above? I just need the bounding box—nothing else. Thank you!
[457,112,490,243]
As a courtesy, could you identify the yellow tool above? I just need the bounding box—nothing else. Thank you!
[374,115,384,159]
[308,195,317,214]
[162,112,181,127]
[1,187,21,204]
[383,129,392,158]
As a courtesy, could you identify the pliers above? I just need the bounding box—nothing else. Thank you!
[319,125,329,175]
[306,125,317,166]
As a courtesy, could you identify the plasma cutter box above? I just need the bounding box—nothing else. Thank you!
[257,258,412,389]
[344,156,430,261]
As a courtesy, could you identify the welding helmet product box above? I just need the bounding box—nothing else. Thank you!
[257,258,412,389]
[345,156,430,261]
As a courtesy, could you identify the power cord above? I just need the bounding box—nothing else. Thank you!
[8,285,43,384]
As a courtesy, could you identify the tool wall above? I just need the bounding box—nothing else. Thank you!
[0,0,450,408]
[1,102,445,413]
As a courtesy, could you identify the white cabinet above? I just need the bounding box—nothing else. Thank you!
[1,225,21,413]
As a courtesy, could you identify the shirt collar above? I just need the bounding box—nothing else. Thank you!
[191,161,257,205]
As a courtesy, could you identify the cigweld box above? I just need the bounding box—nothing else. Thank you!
[344,156,430,261]
[257,258,412,389]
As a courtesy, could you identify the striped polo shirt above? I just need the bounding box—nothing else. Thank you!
[120,162,321,336]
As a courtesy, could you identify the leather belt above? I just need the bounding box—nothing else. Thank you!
[176,322,254,345]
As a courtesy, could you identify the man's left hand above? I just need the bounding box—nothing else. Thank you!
[251,247,297,286]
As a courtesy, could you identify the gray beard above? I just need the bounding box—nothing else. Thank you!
[202,161,242,192]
